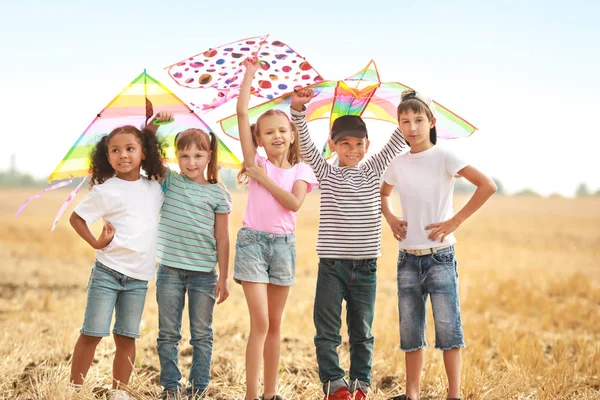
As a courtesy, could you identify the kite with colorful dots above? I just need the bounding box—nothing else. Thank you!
[165,35,324,109]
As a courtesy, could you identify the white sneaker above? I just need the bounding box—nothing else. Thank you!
[65,383,82,399]
[108,389,136,400]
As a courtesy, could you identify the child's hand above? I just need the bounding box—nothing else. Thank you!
[242,57,260,76]
[386,216,407,242]
[95,221,115,249]
[291,88,315,111]
[153,111,174,124]
[425,218,459,243]
[216,276,229,304]
[245,159,268,183]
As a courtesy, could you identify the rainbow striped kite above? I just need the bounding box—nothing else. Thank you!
[219,60,477,159]
[49,70,240,182]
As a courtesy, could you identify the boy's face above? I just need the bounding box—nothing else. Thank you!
[328,136,370,167]
[398,109,436,150]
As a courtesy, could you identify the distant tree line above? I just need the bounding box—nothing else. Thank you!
[0,171,47,187]
[1,169,599,198]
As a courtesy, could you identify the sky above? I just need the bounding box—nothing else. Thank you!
[1,0,598,196]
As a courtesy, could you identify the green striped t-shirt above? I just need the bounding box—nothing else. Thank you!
[157,168,232,271]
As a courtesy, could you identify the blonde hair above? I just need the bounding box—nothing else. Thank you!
[237,110,301,186]
[175,129,220,184]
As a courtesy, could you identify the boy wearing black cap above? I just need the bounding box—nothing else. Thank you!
[290,88,407,400]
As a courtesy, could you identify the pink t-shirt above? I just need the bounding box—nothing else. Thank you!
[242,153,318,234]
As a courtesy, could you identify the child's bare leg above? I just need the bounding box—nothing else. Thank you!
[70,334,103,384]
[242,282,269,400]
[263,284,290,399]
[443,348,461,398]
[405,348,424,400]
[112,333,136,388]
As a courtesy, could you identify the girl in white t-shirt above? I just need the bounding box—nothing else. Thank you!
[68,125,165,400]
[380,90,496,400]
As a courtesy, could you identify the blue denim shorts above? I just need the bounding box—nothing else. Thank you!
[233,228,296,286]
[80,260,148,339]
[397,246,465,351]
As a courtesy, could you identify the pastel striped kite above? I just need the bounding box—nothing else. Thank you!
[18,70,240,230]
[165,35,324,110]
[218,60,477,160]
[49,70,240,183]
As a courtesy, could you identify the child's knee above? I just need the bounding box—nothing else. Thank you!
[250,315,269,336]
[79,333,103,347]
[113,333,136,348]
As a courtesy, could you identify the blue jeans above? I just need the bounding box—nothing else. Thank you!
[81,260,148,338]
[397,246,465,351]
[313,258,377,394]
[156,264,217,396]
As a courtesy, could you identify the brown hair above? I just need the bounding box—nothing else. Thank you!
[397,96,437,145]
[174,129,220,184]
[237,110,301,186]
[90,125,166,187]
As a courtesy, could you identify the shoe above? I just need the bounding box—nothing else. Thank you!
[325,387,352,400]
[389,396,411,400]
[108,389,136,400]
[262,396,283,400]
[161,391,184,400]
[65,383,82,399]
[352,388,367,400]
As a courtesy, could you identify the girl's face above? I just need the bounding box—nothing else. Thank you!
[256,114,294,159]
[177,143,211,184]
[398,109,436,153]
[107,133,145,180]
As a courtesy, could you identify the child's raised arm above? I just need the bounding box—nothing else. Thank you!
[143,111,173,179]
[425,165,497,242]
[290,88,329,180]
[237,58,260,168]
[363,126,407,177]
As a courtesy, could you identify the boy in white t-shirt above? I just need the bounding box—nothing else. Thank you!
[381,90,496,400]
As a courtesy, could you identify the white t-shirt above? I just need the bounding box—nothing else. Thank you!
[383,145,467,250]
[74,176,164,280]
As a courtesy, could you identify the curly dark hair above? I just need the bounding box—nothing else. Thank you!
[89,125,166,187]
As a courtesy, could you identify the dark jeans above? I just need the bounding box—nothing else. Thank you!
[313,258,377,393]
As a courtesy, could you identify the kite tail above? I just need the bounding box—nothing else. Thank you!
[51,176,87,231]
[15,178,75,217]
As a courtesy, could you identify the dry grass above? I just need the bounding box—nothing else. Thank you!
[0,188,598,399]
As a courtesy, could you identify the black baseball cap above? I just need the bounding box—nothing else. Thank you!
[330,115,368,143]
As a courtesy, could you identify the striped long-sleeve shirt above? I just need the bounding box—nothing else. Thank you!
[290,108,406,259]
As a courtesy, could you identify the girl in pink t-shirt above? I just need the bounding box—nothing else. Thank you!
[234,58,317,400]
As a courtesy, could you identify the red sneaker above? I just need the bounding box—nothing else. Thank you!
[352,388,367,400]
[324,387,352,400]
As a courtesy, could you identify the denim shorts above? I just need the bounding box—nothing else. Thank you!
[80,260,148,338]
[397,246,465,351]
[233,228,296,286]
